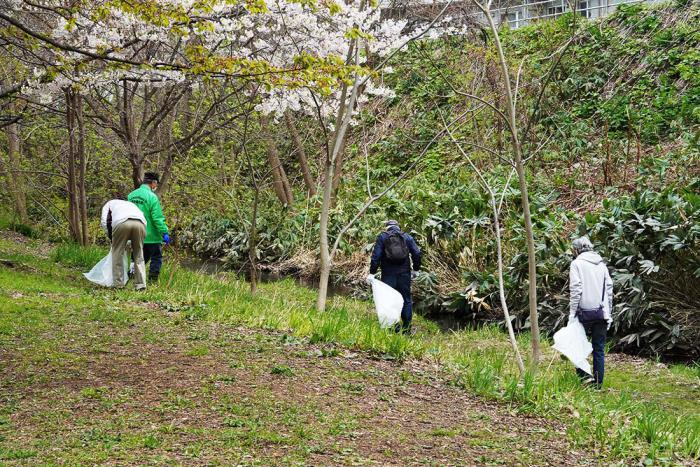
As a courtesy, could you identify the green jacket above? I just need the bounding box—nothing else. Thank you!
[128,184,169,244]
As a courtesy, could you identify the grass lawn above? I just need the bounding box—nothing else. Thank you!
[0,231,698,465]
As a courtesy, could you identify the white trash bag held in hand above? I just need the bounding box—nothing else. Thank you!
[552,319,593,375]
[367,275,403,328]
[84,251,128,287]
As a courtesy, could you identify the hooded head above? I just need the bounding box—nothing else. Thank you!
[572,236,594,257]
[385,219,400,231]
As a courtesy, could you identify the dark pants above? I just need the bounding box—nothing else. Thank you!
[143,243,163,280]
[381,272,412,331]
[576,320,607,388]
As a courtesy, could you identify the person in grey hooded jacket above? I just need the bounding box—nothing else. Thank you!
[569,236,614,388]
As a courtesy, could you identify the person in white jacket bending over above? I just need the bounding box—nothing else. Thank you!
[100,200,147,290]
[569,236,613,389]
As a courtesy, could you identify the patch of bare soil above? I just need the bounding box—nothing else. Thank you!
[0,229,30,244]
[0,229,52,258]
[0,318,594,465]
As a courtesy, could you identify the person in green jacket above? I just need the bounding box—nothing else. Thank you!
[128,172,169,281]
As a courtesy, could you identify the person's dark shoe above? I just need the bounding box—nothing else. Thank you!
[581,376,596,387]
[148,274,160,283]
[393,323,413,335]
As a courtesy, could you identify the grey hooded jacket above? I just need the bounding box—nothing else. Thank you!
[569,251,613,323]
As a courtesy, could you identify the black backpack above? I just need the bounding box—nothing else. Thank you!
[384,231,409,264]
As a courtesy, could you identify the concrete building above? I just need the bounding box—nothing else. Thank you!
[382,0,663,30]
[492,0,660,29]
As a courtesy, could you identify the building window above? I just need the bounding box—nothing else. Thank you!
[547,6,564,16]
[579,1,590,17]
[502,10,521,28]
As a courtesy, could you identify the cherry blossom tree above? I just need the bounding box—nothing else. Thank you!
[245,1,459,311]
[1,0,380,242]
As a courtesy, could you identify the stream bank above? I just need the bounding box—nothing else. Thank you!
[176,254,476,332]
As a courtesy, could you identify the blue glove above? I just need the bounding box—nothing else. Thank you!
[163,233,170,245]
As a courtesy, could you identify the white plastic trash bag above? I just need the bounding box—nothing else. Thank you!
[553,320,593,375]
[83,251,128,287]
[367,275,403,328]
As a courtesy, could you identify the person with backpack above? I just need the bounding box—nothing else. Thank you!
[128,172,170,282]
[569,236,614,389]
[368,220,422,333]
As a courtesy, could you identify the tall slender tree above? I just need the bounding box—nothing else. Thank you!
[1,116,28,223]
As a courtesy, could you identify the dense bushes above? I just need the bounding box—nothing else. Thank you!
[182,182,699,359]
[412,183,700,359]
[590,184,700,357]
[507,184,699,359]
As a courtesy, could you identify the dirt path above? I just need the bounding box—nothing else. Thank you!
[0,306,591,465]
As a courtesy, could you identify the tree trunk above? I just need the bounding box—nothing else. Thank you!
[158,152,175,195]
[445,124,525,375]
[513,157,540,366]
[316,160,334,312]
[316,41,361,312]
[156,104,178,195]
[2,120,29,223]
[331,137,348,196]
[482,6,541,367]
[119,80,144,189]
[65,88,82,244]
[490,194,526,375]
[75,92,89,246]
[284,111,316,196]
[249,184,260,294]
[261,116,293,206]
[131,159,144,188]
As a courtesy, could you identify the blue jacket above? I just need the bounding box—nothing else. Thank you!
[369,226,422,276]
